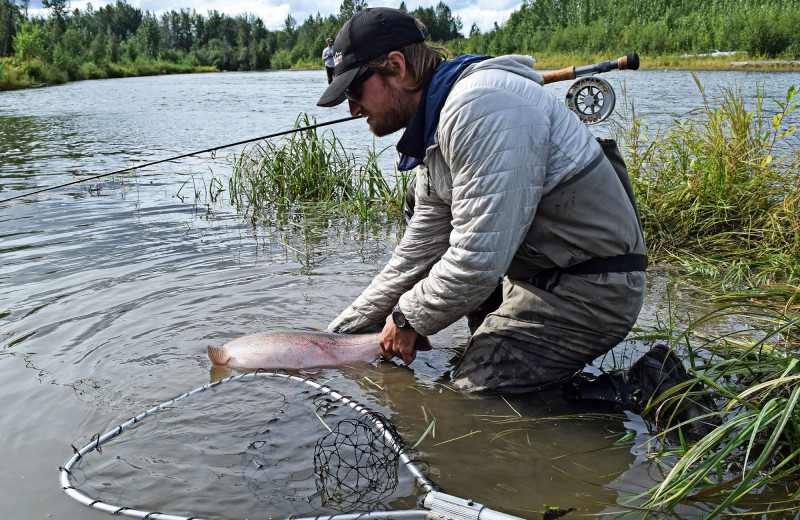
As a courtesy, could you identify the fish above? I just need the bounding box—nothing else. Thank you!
[207,330,382,370]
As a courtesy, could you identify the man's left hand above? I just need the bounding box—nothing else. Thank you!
[379,315,423,365]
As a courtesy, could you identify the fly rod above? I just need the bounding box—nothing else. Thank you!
[541,52,639,84]
[0,114,362,205]
[542,52,639,124]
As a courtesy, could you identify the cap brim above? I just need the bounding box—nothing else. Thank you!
[317,67,359,107]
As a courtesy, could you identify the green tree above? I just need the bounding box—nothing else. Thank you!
[411,1,462,41]
[13,20,46,60]
[0,0,21,57]
[89,29,106,62]
[42,0,68,34]
[134,12,161,58]
[339,0,367,20]
[108,32,119,62]
[276,13,296,49]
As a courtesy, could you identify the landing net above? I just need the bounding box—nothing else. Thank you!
[60,370,526,520]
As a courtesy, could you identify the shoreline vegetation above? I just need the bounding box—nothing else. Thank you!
[2,0,800,91]
[2,54,799,93]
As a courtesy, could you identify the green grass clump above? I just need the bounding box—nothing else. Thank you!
[633,285,800,518]
[619,77,800,287]
[229,113,412,221]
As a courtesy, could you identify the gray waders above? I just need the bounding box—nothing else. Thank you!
[404,139,717,438]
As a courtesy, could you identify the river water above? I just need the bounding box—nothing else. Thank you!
[1,68,799,520]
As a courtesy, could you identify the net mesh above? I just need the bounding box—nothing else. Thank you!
[314,411,402,510]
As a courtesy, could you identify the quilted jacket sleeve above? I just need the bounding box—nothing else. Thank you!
[329,67,554,337]
[326,169,453,333]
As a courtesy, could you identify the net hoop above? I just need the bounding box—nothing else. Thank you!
[59,369,434,520]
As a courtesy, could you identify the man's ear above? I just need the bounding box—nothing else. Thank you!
[386,50,407,79]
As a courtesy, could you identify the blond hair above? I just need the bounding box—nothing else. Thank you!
[365,20,448,93]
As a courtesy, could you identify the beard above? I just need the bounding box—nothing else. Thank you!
[364,78,418,137]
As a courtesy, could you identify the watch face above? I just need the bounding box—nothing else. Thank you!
[392,310,406,328]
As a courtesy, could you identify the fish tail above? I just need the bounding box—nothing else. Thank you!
[207,345,230,366]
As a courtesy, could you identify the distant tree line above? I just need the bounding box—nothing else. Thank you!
[1,0,799,90]
[0,0,461,86]
[452,0,800,58]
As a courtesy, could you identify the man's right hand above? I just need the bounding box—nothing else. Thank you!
[378,315,431,365]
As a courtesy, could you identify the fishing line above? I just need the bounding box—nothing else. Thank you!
[59,370,527,520]
[0,114,362,206]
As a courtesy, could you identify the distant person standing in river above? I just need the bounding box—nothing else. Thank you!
[322,38,335,84]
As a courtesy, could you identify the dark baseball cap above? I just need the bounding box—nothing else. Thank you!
[317,8,426,107]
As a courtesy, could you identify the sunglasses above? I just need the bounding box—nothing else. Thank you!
[344,68,375,103]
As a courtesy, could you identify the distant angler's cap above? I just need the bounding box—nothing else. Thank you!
[317,8,425,107]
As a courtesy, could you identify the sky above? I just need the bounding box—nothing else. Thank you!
[27,0,523,34]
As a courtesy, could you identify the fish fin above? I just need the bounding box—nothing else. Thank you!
[309,327,326,332]
[207,345,230,366]
[299,368,321,375]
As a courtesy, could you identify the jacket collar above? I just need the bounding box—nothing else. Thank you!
[396,54,491,171]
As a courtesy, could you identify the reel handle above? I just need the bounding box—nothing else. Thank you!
[541,52,639,85]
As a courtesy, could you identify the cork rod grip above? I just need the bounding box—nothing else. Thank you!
[541,66,575,85]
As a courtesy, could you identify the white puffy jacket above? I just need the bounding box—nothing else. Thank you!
[328,55,637,337]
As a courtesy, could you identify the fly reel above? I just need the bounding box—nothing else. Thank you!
[565,76,616,124]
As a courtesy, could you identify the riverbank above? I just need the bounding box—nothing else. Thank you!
[3,52,799,92]
[532,52,800,71]
[0,56,217,92]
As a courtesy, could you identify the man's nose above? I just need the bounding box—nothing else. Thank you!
[348,100,362,117]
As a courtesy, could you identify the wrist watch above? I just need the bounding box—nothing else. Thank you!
[392,304,413,329]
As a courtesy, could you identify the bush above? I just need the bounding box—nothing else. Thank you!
[82,61,108,80]
[26,57,44,82]
[621,78,800,286]
[0,57,33,90]
[270,48,293,69]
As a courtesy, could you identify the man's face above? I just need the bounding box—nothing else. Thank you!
[348,72,417,137]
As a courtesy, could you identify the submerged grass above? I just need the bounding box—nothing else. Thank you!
[618,78,800,287]
[228,113,412,222]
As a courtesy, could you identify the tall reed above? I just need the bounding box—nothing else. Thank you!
[617,78,800,287]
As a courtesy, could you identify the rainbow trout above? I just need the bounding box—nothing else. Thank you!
[207,330,382,370]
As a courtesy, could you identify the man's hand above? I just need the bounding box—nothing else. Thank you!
[379,314,430,365]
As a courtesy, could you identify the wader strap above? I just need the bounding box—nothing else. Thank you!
[528,143,649,293]
[530,253,648,292]
[597,137,645,238]
[561,253,648,275]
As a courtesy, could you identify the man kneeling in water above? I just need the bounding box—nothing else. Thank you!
[318,8,716,437]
